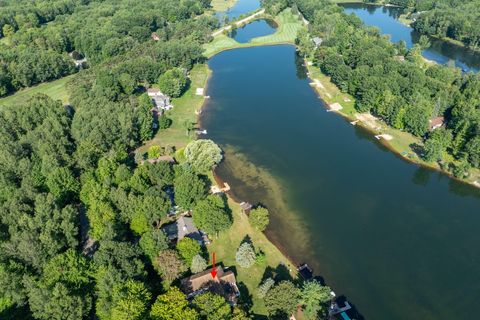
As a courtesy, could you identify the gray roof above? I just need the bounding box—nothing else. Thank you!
[312,37,323,46]
[162,216,203,242]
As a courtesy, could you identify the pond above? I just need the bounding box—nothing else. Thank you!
[228,19,277,43]
[215,0,261,22]
[341,3,480,73]
[201,45,480,320]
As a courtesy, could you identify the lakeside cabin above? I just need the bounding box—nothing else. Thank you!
[180,265,240,305]
[147,88,173,111]
[161,216,209,245]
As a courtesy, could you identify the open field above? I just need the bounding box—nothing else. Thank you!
[0,75,74,108]
[204,8,305,58]
[136,64,211,154]
[210,0,237,12]
[208,198,297,316]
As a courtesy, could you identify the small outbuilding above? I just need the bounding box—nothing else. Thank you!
[151,32,160,41]
[239,202,252,214]
[312,37,323,48]
[428,116,445,131]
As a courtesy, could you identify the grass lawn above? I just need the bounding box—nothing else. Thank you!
[0,75,74,108]
[136,64,211,154]
[203,8,305,58]
[210,0,237,12]
[208,199,297,317]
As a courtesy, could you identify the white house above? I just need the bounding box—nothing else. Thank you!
[147,88,173,111]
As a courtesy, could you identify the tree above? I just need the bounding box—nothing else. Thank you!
[231,308,251,320]
[148,146,162,159]
[2,24,14,38]
[139,229,169,260]
[235,242,256,268]
[158,68,188,98]
[110,280,151,320]
[248,207,269,231]
[257,277,275,298]
[177,237,202,265]
[192,292,231,320]
[174,166,207,209]
[299,281,332,320]
[154,249,187,286]
[191,254,208,273]
[184,139,223,173]
[159,115,172,129]
[193,195,232,236]
[265,281,300,318]
[150,287,199,320]
[423,129,452,162]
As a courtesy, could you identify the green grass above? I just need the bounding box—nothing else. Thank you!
[136,64,211,154]
[210,0,237,12]
[0,75,74,108]
[208,199,296,316]
[203,9,305,58]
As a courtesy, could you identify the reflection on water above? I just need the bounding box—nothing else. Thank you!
[341,3,480,72]
[215,0,261,23]
[228,19,277,43]
[201,45,480,320]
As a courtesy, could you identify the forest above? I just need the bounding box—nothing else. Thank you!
[358,0,480,49]
[0,0,334,319]
[263,0,480,176]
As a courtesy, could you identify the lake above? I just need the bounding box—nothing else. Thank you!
[215,0,261,21]
[228,19,277,43]
[341,3,480,73]
[201,45,480,320]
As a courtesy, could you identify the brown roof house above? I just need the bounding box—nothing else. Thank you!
[161,216,206,245]
[181,266,240,305]
[151,32,160,41]
[428,116,445,131]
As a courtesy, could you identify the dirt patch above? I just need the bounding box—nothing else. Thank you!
[328,102,343,111]
[356,113,382,130]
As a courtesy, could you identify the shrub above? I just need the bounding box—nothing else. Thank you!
[235,242,256,268]
[249,207,269,231]
[191,254,208,273]
[258,277,275,298]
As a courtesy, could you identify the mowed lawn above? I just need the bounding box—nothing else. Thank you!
[0,75,74,108]
[204,8,305,58]
[137,64,211,153]
[210,0,237,12]
[208,199,297,317]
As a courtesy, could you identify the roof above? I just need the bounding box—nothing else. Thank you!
[181,266,238,302]
[161,216,203,242]
[145,156,176,164]
[428,116,444,130]
[240,202,252,210]
[312,37,323,46]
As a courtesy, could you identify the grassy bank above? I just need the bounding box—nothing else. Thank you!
[305,61,480,187]
[204,8,305,58]
[0,75,74,108]
[211,0,237,12]
[208,198,297,316]
[137,64,211,153]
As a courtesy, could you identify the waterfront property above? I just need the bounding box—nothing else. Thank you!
[180,265,240,305]
[147,88,173,111]
[161,215,206,245]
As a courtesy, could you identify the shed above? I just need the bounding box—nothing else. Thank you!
[239,202,252,214]
[151,32,160,41]
[428,116,444,131]
[312,37,323,48]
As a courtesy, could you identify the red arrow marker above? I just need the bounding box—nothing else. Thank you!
[210,252,217,279]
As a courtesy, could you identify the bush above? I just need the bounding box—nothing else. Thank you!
[191,254,208,273]
[159,115,172,129]
[235,242,256,268]
[177,237,201,265]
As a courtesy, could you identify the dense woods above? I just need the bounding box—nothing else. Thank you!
[0,0,215,96]
[356,0,480,49]
[264,0,480,175]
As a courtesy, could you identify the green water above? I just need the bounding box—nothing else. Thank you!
[200,45,480,320]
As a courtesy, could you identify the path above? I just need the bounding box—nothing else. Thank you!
[212,9,266,37]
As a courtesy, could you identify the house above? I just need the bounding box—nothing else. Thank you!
[143,156,176,165]
[151,32,160,41]
[147,88,173,111]
[428,116,444,131]
[161,216,205,244]
[312,37,323,48]
[180,265,240,305]
[68,51,87,69]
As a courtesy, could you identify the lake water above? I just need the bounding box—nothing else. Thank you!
[341,3,480,72]
[215,0,261,22]
[201,45,480,320]
[228,19,277,43]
